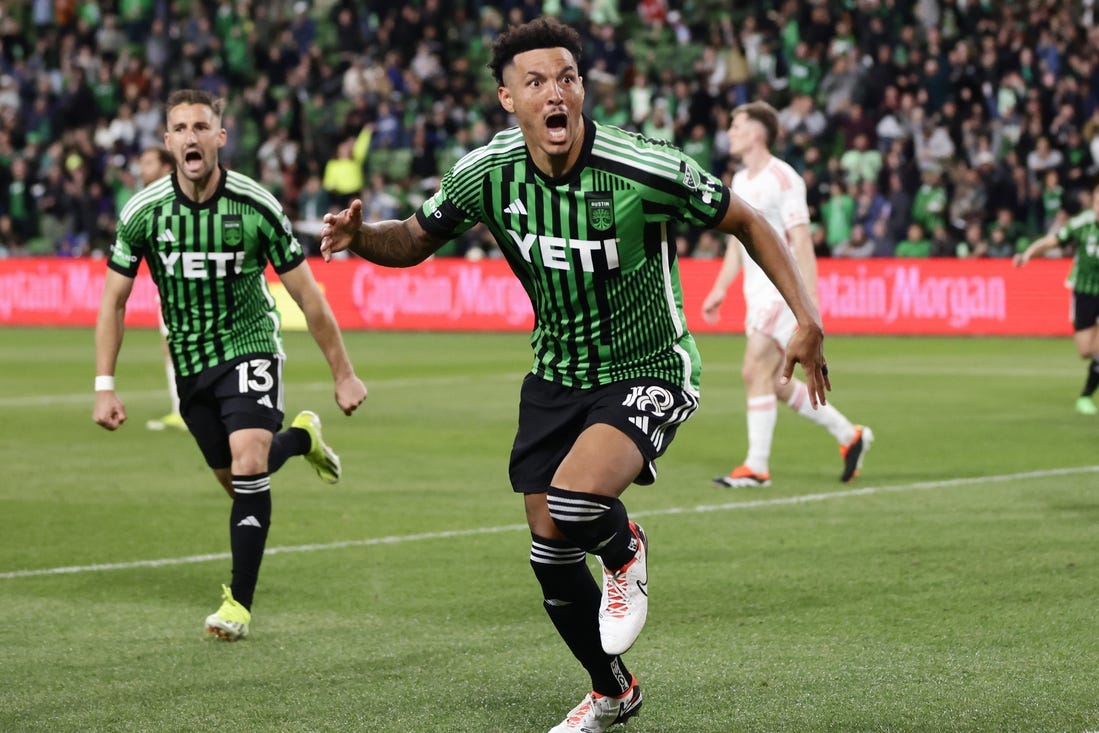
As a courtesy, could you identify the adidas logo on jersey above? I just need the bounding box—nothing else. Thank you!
[236,515,262,528]
[256,395,273,408]
[157,230,177,243]
[503,198,528,216]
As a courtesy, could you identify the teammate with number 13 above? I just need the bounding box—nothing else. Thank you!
[94,89,367,641]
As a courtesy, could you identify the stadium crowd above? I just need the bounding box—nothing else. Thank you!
[0,0,1097,260]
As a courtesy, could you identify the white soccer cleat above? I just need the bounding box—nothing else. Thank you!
[548,676,643,733]
[598,522,648,656]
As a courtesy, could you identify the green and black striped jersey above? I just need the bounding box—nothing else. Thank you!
[416,117,730,391]
[1056,209,1099,296]
[109,168,305,377]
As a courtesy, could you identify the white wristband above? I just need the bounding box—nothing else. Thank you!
[95,376,116,392]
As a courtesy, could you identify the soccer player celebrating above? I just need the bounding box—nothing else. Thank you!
[1015,181,1099,415]
[701,102,873,488]
[320,18,827,733]
[93,89,367,641]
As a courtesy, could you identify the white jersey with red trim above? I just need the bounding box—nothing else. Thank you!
[731,155,810,306]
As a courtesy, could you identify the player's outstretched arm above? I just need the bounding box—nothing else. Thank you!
[320,199,447,267]
[1014,233,1057,267]
[716,193,830,406]
[700,236,743,324]
[93,269,135,430]
[279,263,367,416]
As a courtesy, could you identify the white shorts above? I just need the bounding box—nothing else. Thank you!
[744,299,798,349]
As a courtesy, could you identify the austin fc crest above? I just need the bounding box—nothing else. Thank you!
[587,194,614,232]
[223,216,243,247]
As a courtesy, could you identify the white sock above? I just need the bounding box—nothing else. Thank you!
[745,394,777,474]
[165,358,180,414]
[785,381,856,445]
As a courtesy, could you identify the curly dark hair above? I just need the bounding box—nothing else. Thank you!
[488,17,583,87]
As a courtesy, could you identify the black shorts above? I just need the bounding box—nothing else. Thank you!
[509,374,699,493]
[1072,291,1099,332]
[177,353,286,469]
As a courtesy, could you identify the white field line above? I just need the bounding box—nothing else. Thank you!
[3,465,1096,581]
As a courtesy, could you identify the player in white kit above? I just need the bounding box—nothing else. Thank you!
[701,101,872,487]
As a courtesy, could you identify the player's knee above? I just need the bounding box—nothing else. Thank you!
[740,361,755,383]
[231,454,268,477]
[525,492,565,538]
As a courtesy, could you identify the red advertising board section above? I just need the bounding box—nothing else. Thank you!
[0,257,1074,336]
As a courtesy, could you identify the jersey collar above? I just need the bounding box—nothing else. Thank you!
[171,164,229,210]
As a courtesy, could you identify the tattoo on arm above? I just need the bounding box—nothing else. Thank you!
[349,220,438,267]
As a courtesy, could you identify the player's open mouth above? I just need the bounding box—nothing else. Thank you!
[184,149,203,167]
[546,113,568,143]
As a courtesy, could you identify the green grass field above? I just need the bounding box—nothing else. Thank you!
[1,327,1096,733]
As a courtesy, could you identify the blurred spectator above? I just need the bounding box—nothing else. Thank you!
[854,180,888,232]
[682,123,712,170]
[839,133,883,186]
[833,223,874,258]
[867,217,895,257]
[779,93,827,148]
[987,208,1028,257]
[322,126,372,209]
[885,171,914,245]
[958,220,990,259]
[1039,169,1065,232]
[821,181,855,255]
[362,173,402,223]
[1027,136,1065,180]
[592,89,629,130]
[3,157,37,249]
[895,222,933,258]
[818,53,859,118]
[948,163,988,233]
[786,42,821,99]
[912,110,956,173]
[641,98,674,143]
[929,224,958,258]
[911,168,948,234]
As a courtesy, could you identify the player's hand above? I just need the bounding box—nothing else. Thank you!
[1012,252,1027,267]
[93,391,127,430]
[781,322,830,408]
[700,289,725,324]
[335,374,367,416]
[320,199,365,263]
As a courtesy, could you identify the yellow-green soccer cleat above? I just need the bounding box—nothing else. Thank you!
[1075,397,1098,416]
[204,584,251,641]
[291,410,341,484]
[146,412,187,431]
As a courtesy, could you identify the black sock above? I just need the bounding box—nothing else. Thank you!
[268,427,311,473]
[547,486,636,571]
[530,534,632,696]
[229,474,272,610]
[1083,358,1099,398]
